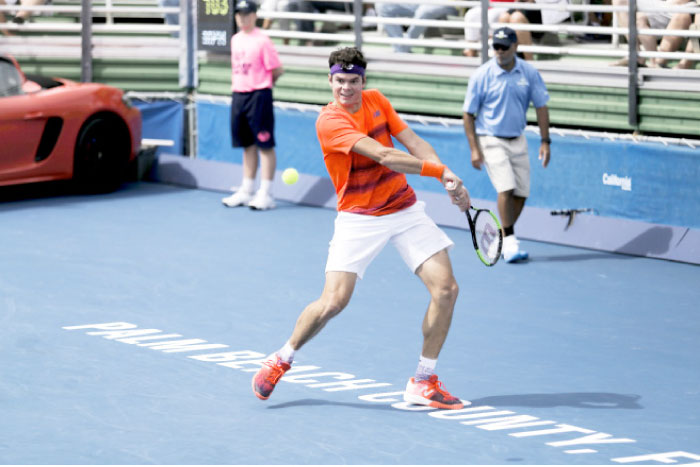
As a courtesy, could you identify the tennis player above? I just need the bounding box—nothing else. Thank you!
[252,47,471,410]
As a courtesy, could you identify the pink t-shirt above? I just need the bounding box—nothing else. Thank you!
[230,28,282,93]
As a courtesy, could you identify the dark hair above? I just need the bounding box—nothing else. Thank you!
[328,47,367,71]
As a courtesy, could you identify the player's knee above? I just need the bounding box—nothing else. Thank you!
[432,279,459,306]
[318,295,349,320]
[447,280,459,303]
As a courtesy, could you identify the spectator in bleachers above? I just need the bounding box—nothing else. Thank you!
[463,0,569,58]
[261,0,353,45]
[587,0,612,30]
[496,0,570,60]
[1,0,46,27]
[650,3,699,68]
[463,0,515,57]
[260,0,314,45]
[0,0,10,36]
[610,0,692,66]
[574,0,612,42]
[675,7,699,69]
[376,1,459,53]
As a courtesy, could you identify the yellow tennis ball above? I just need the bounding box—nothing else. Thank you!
[282,168,299,185]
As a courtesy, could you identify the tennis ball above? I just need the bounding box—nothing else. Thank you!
[282,168,299,185]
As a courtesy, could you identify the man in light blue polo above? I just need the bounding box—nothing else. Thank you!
[462,27,551,263]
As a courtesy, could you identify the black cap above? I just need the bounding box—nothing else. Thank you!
[235,0,258,14]
[492,27,517,48]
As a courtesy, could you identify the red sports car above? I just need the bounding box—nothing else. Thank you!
[0,54,141,191]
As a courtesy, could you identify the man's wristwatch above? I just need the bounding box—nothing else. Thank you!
[541,137,551,144]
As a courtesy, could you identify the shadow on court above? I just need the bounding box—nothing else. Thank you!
[469,392,643,410]
[530,226,677,262]
[0,181,188,212]
[529,253,634,262]
[0,180,75,202]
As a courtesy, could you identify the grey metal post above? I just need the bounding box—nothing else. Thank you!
[179,0,196,89]
[628,0,638,126]
[182,0,198,158]
[354,0,363,49]
[80,0,92,82]
[480,0,489,63]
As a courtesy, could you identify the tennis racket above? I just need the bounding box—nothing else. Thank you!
[465,206,503,267]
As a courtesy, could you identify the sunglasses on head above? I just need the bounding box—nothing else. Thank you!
[493,43,510,51]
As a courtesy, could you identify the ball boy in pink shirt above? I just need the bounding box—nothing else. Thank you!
[222,0,284,210]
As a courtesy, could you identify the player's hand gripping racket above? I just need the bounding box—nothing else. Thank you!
[465,206,503,266]
[445,180,503,267]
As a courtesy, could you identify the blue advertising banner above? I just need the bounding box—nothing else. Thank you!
[196,102,700,229]
[133,99,184,156]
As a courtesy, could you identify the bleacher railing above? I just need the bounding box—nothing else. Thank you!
[2,0,700,126]
[3,0,699,62]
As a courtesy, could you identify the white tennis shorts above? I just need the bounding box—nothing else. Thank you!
[325,201,454,279]
[478,134,530,198]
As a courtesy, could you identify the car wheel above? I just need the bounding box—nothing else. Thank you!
[73,115,130,192]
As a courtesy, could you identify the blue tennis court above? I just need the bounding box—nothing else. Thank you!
[1,181,698,465]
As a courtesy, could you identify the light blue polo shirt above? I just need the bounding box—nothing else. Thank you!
[463,57,549,138]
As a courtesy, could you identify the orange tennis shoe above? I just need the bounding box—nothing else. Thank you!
[252,354,291,400]
[404,374,465,409]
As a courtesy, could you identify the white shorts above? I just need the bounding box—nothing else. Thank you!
[464,7,508,42]
[478,134,530,198]
[325,201,454,279]
[638,0,672,30]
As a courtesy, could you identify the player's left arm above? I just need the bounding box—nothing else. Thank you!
[535,105,550,168]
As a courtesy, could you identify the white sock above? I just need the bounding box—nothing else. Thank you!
[240,177,255,194]
[415,355,437,382]
[278,341,296,364]
[259,179,272,196]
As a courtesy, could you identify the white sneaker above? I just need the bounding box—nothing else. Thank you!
[248,190,276,210]
[222,190,253,207]
[502,235,529,263]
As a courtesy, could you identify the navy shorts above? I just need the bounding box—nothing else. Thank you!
[230,88,275,149]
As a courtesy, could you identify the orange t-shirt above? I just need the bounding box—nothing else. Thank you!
[316,89,417,216]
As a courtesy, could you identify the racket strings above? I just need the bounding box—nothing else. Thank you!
[474,213,501,264]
